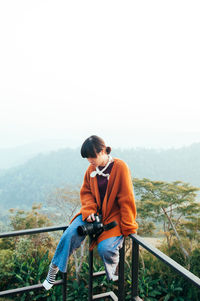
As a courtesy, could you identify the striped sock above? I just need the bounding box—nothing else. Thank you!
[43,263,59,290]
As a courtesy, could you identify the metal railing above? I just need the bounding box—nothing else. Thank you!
[0,227,200,300]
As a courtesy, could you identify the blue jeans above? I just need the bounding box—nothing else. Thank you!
[51,214,124,280]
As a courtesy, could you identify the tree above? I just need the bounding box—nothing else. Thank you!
[1,204,56,257]
[0,204,61,299]
[133,178,200,260]
[46,185,81,225]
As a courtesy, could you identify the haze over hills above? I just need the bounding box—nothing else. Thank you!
[0,142,200,210]
[0,139,75,169]
[0,131,200,169]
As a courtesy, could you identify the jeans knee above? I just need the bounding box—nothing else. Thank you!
[97,241,111,258]
[97,244,105,258]
[62,225,77,242]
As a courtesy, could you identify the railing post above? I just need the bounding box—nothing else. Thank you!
[118,240,125,301]
[88,237,93,301]
[132,239,141,301]
[62,228,67,301]
[62,272,67,301]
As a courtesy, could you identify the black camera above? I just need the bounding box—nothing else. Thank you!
[77,214,117,236]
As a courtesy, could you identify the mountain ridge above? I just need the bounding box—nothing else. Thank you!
[0,143,199,209]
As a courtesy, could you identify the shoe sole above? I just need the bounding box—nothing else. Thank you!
[42,279,53,290]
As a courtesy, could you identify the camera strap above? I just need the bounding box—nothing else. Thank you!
[97,202,102,216]
[90,228,104,243]
[89,220,118,251]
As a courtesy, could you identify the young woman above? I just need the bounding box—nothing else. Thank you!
[43,135,138,290]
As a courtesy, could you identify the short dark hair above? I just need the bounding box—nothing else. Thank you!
[81,135,111,158]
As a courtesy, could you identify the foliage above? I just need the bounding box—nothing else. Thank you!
[1,237,200,300]
[0,249,15,287]
[134,178,200,260]
[0,204,60,299]
[9,203,52,230]
[139,240,200,301]
[46,185,81,224]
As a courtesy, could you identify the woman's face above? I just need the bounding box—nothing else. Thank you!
[87,150,108,167]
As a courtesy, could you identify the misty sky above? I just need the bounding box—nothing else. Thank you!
[0,0,200,150]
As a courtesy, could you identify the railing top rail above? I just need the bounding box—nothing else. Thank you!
[130,234,200,289]
[0,225,68,238]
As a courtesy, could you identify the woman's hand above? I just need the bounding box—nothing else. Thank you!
[86,213,95,222]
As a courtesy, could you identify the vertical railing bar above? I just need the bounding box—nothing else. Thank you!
[118,240,125,301]
[62,228,67,301]
[88,237,93,301]
[62,272,67,301]
[132,239,139,300]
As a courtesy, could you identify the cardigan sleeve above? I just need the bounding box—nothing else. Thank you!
[117,161,138,236]
[80,168,98,221]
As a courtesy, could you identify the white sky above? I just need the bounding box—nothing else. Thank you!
[0,0,200,149]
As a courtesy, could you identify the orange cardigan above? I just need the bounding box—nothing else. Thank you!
[71,158,138,247]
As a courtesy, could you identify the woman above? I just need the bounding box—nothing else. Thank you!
[43,135,138,290]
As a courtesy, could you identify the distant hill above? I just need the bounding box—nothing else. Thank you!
[0,139,76,169]
[0,148,87,209]
[115,143,200,186]
[0,143,200,209]
[1,132,200,169]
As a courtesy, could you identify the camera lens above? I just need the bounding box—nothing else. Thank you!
[77,225,87,236]
[77,215,104,236]
[77,223,95,236]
